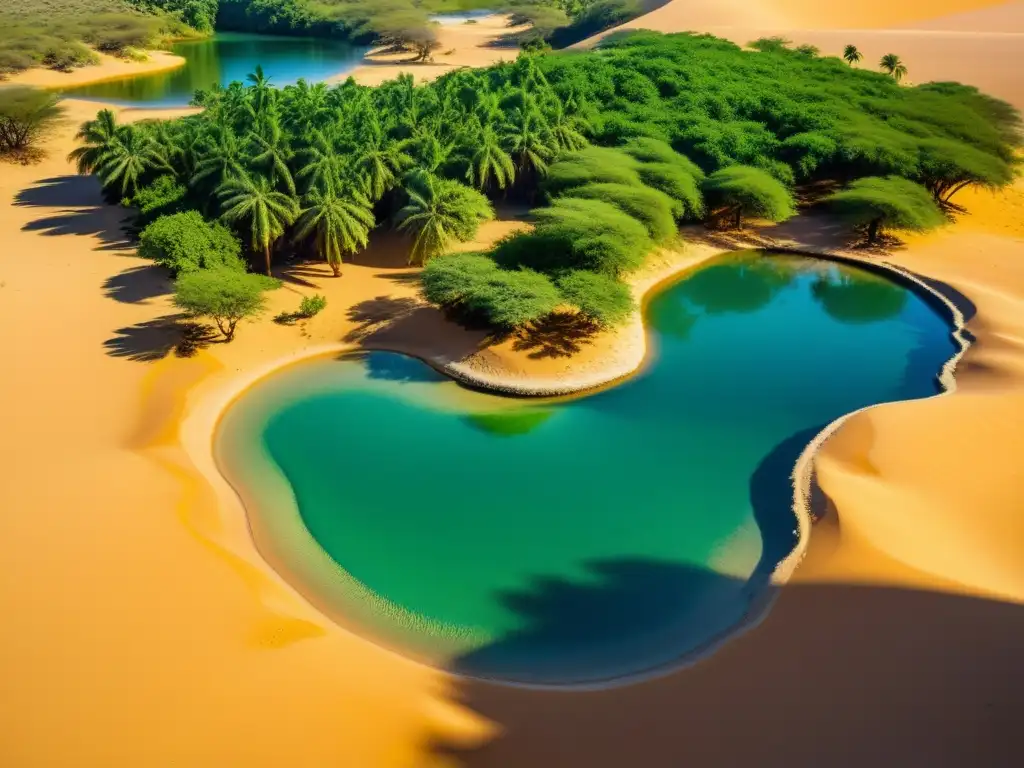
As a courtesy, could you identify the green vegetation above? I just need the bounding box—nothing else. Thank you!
[0,87,65,155]
[0,0,198,77]
[298,293,327,317]
[702,166,795,229]
[138,210,246,274]
[879,53,908,83]
[843,44,861,66]
[72,31,1020,334]
[826,176,946,244]
[173,268,273,340]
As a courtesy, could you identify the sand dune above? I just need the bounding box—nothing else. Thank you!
[4,50,185,89]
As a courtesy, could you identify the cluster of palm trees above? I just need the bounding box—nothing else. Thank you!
[69,59,591,276]
[842,44,908,82]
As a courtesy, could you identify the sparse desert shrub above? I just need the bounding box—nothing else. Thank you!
[556,270,635,327]
[826,176,946,243]
[702,165,796,228]
[0,87,64,153]
[298,294,327,317]
[138,211,245,275]
[173,268,270,341]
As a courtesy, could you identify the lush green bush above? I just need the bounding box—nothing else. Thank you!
[563,181,678,240]
[421,252,561,329]
[556,269,634,326]
[0,87,65,152]
[529,197,652,276]
[173,268,270,341]
[702,165,796,228]
[635,162,704,220]
[619,137,704,181]
[543,146,642,197]
[398,171,495,263]
[826,176,946,243]
[298,293,327,317]
[129,175,187,221]
[138,211,246,275]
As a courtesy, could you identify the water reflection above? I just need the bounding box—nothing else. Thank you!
[811,271,909,324]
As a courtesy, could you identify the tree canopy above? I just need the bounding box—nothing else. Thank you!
[826,176,946,243]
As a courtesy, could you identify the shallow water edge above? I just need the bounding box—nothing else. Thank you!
[188,246,970,690]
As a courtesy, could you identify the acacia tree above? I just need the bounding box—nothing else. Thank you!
[880,54,908,82]
[843,44,862,66]
[702,165,796,229]
[826,176,945,244]
[217,173,299,275]
[173,269,269,342]
[293,189,375,276]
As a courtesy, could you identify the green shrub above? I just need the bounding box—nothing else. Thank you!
[421,252,560,329]
[561,182,678,241]
[702,165,796,228]
[636,162,704,220]
[0,87,64,152]
[826,176,946,243]
[130,175,187,221]
[527,197,652,276]
[298,294,327,317]
[543,146,641,198]
[619,138,705,181]
[557,270,635,327]
[138,211,246,275]
[81,14,159,53]
[173,268,269,341]
[42,41,97,71]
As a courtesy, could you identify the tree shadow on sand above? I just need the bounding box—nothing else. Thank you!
[102,264,172,304]
[103,315,216,362]
[15,175,132,250]
[511,312,601,359]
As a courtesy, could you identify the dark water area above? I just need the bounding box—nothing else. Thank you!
[216,251,958,684]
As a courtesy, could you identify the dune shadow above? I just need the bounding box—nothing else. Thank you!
[431,559,1024,767]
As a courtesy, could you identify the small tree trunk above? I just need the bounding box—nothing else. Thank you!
[330,262,342,277]
[734,207,742,229]
[867,218,880,244]
[263,243,272,277]
[225,319,237,342]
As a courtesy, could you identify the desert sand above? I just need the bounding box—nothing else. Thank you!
[347,13,527,87]
[4,50,186,89]
[1,1,1023,765]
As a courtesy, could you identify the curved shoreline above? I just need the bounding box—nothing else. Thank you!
[178,245,969,691]
[5,50,187,90]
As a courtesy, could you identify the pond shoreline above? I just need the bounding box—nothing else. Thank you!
[178,242,968,691]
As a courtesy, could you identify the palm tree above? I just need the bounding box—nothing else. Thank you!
[293,189,375,276]
[95,125,171,197]
[218,173,299,276]
[248,117,296,196]
[544,101,590,153]
[501,108,555,185]
[67,109,119,174]
[880,53,908,82]
[191,125,246,194]
[296,129,351,195]
[246,65,275,116]
[464,124,515,191]
[397,171,493,264]
[843,44,862,66]
[353,136,413,202]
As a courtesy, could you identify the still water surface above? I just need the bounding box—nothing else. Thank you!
[216,251,957,684]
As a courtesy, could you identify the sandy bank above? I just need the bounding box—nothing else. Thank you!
[347,13,526,87]
[4,50,186,90]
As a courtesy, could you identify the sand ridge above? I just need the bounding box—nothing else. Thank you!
[3,50,186,89]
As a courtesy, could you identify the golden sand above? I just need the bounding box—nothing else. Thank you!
[5,50,186,89]
[1,2,1023,763]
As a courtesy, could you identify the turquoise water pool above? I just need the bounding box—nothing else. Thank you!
[63,33,366,107]
[215,251,957,684]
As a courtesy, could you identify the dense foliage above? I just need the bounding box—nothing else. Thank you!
[72,31,1020,331]
[138,210,246,274]
[826,176,946,243]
